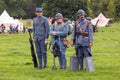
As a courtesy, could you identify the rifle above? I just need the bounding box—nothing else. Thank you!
[73,21,77,44]
[49,36,54,50]
[93,19,99,32]
[28,29,38,68]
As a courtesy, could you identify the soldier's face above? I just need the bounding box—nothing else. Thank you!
[79,15,84,19]
[35,12,43,17]
[56,18,63,23]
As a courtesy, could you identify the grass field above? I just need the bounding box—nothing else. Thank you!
[0,22,120,80]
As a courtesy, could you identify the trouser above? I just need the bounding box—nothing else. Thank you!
[35,40,47,68]
[76,46,92,70]
[58,50,66,69]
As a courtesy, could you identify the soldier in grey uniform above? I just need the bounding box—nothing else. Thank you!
[33,8,49,69]
[71,9,94,70]
[49,13,68,69]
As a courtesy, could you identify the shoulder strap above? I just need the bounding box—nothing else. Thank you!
[37,17,41,25]
[54,22,65,31]
[53,23,60,31]
[37,17,47,33]
[85,20,89,32]
[75,21,81,28]
[85,20,89,28]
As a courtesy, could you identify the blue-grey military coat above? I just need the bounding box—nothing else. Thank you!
[49,23,68,50]
[33,16,49,41]
[72,18,94,47]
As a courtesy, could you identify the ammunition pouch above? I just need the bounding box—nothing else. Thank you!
[75,32,89,37]
[62,38,70,48]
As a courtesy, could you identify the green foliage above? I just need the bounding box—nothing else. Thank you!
[0,0,27,18]
[0,23,120,80]
[42,0,88,19]
[88,0,120,21]
[106,0,115,18]
[0,0,7,13]
[32,0,43,7]
[115,0,120,21]
[0,0,120,21]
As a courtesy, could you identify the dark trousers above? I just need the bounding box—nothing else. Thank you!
[35,40,47,68]
[76,46,91,70]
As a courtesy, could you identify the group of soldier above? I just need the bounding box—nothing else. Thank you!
[33,7,94,70]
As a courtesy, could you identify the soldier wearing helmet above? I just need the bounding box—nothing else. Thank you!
[49,13,68,69]
[71,9,94,70]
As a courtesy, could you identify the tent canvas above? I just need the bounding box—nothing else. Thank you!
[91,13,110,27]
[0,10,14,24]
[0,10,23,31]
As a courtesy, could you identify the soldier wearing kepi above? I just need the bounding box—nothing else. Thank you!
[33,8,49,69]
[71,9,94,70]
[49,13,68,69]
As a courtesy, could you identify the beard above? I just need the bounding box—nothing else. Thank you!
[57,22,62,24]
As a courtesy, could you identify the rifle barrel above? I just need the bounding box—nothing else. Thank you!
[28,31,38,68]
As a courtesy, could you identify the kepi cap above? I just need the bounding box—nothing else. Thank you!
[35,8,42,12]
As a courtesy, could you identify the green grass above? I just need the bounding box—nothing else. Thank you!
[0,22,120,80]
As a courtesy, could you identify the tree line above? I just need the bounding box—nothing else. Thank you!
[0,0,120,21]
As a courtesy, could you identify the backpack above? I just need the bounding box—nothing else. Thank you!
[86,17,99,32]
[83,19,96,33]
[52,41,59,57]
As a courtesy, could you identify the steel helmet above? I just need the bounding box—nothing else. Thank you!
[77,9,85,16]
[55,13,63,19]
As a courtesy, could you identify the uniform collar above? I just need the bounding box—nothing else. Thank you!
[78,18,85,22]
[37,16,42,19]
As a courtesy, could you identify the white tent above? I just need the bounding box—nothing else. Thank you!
[91,13,110,27]
[0,10,23,31]
[0,10,14,24]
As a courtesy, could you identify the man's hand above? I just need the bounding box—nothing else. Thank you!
[70,40,74,47]
[52,31,57,35]
[45,39,48,45]
[88,42,93,48]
